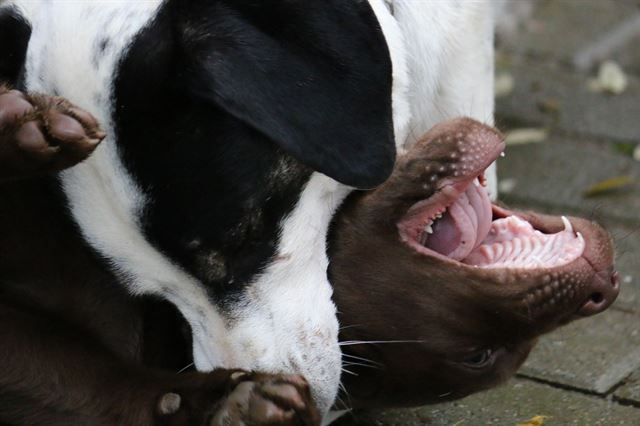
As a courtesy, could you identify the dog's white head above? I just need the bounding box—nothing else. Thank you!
[10,0,410,415]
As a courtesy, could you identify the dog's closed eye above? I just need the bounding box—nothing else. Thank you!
[460,348,494,369]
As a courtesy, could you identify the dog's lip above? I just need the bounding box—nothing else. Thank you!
[395,127,505,262]
[398,176,480,263]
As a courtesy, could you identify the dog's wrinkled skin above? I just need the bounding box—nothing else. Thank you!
[329,118,618,409]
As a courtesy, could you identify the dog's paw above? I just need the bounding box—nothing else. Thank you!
[210,372,320,426]
[0,85,105,180]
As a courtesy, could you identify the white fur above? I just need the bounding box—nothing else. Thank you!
[8,0,497,421]
[391,0,498,198]
[369,0,411,149]
[220,175,350,413]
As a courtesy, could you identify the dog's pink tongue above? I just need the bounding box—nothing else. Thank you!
[425,183,492,260]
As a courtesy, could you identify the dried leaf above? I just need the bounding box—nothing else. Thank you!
[588,60,628,95]
[499,178,518,194]
[536,98,560,115]
[613,142,636,157]
[505,128,548,146]
[495,72,515,98]
[583,175,634,197]
[516,415,549,426]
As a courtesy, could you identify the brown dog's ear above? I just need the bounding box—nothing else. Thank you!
[178,0,395,189]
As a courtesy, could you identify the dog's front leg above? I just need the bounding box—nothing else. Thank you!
[0,86,105,182]
[0,300,319,425]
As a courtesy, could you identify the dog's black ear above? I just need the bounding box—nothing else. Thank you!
[178,0,395,189]
[0,7,31,86]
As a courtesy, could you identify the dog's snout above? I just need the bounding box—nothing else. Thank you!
[577,270,620,317]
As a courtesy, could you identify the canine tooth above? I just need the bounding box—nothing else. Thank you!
[577,231,584,245]
[425,224,434,234]
[500,152,506,157]
[561,216,573,233]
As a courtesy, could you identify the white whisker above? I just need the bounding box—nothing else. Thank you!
[342,361,381,370]
[339,323,364,331]
[341,367,359,376]
[336,381,353,410]
[339,339,424,346]
[176,362,194,374]
[342,353,383,367]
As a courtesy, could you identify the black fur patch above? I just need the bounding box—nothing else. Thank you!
[0,7,31,88]
[112,0,393,302]
[113,4,310,303]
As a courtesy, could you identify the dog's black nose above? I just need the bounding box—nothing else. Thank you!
[577,270,620,316]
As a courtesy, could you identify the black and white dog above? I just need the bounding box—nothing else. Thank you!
[0,0,496,421]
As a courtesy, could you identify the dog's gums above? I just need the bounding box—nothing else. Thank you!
[328,117,619,409]
[396,123,584,270]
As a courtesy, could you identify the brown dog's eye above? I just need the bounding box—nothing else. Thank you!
[461,349,493,368]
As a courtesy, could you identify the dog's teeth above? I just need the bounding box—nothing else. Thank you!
[577,231,584,245]
[435,213,443,219]
[561,216,573,233]
[500,151,506,157]
[425,223,434,234]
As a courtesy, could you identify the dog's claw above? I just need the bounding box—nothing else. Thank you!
[210,373,319,426]
[157,392,182,415]
[0,85,105,180]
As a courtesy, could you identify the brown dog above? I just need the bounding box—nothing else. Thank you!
[329,118,618,408]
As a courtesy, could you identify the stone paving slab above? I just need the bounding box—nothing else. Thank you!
[498,0,640,73]
[616,32,640,76]
[495,59,640,143]
[334,378,640,426]
[615,368,640,405]
[519,309,640,394]
[497,135,640,225]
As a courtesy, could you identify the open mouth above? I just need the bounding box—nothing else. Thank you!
[398,138,585,270]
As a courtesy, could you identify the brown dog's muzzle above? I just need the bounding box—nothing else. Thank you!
[328,117,618,409]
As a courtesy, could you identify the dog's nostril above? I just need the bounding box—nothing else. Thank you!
[590,292,604,304]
